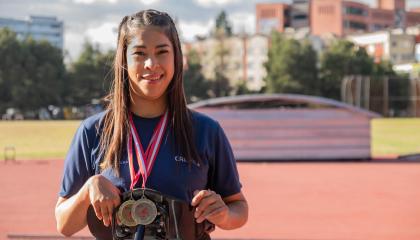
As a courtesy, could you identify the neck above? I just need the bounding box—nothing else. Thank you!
[130,95,167,118]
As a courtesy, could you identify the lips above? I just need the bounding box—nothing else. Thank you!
[142,74,163,81]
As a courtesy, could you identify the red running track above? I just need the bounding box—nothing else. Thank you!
[0,160,419,240]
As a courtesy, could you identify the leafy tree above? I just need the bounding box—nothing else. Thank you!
[214,10,232,37]
[16,38,66,110]
[66,41,114,106]
[370,61,409,116]
[183,50,211,103]
[212,70,232,97]
[0,28,66,112]
[298,41,319,95]
[263,32,318,95]
[234,80,253,95]
[0,28,22,112]
[319,40,374,100]
[211,10,233,97]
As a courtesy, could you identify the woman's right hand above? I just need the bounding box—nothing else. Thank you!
[86,175,121,227]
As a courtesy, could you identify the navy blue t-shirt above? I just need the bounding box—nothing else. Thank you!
[59,110,242,238]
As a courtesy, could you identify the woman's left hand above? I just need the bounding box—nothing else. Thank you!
[191,189,229,225]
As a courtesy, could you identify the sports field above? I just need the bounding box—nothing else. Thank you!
[371,118,420,157]
[0,120,79,160]
[0,118,419,160]
[0,118,420,239]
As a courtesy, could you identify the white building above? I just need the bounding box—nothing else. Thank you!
[186,34,269,91]
[0,16,63,49]
[347,30,416,64]
[245,34,269,91]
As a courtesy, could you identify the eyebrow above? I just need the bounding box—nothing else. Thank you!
[132,44,170,49]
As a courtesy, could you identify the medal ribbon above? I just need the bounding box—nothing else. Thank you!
[127,110,168,190]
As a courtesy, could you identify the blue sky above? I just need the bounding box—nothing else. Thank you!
[1,0,419,60]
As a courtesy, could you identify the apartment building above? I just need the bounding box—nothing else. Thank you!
[256,0,420,37]
[347,30,416,64]
[185,34,269,91]
[0,15,64,49]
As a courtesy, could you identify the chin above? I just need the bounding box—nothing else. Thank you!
[141,91,166,101]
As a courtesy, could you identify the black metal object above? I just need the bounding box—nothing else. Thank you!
[87,188,214,240]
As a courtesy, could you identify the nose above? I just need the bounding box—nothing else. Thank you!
[144,56,159,70]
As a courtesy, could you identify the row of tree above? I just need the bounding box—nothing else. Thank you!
[263,31,409,114]
[0,28,66,112]
[0,28,114,114]
[0,12,408,116]
[264,31,399,99]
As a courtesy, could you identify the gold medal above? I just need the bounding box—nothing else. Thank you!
[117,199,137,227]
[131,197,158,225]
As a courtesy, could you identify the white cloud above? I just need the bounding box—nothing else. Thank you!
[86,22,118,49]
[178,19,214,41]
[64,30,85,62]
[194,0,240,8]
[64,22,117,61]
[73,0,117,4]
[177,12,256,42]
[140,0,159,5]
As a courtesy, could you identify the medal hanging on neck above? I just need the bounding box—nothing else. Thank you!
[117,110,168,226]
[127,110,168,189]
[119,110,168,226]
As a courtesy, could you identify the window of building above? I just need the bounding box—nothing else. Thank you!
[402,54,413,61]
[261,9,276,18]
[318,5,335,15]
[373,24,386,31]
[344,6,367,16]
[293,14,308,20]
[343,20,367,30]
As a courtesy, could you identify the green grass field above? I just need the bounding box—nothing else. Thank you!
[371,118,420,157]
[0,119,419,160]
[0,121,80,160]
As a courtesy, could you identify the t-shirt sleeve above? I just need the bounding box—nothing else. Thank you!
[209,122,242,198]
[59,120,95,198]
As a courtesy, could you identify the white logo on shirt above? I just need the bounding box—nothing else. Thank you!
[120,160,129,165]
[175,156,200,167]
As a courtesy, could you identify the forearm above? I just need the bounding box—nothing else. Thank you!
[55,182,90,236]
[216,199,248,230]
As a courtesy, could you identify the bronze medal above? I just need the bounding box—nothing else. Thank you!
[117,199,137,227]
[131,198,157,225]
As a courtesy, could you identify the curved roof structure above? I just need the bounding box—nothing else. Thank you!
[189,94,381,118]
[190,94,380,161]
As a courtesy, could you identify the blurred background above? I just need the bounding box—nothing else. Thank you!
[1,0,420,239]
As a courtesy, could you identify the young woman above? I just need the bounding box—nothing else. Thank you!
[55,9,248,239]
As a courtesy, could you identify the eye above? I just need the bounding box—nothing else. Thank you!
[157,50,169,55]
[132,51,146,56]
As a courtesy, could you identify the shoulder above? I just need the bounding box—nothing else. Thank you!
[189,109,221,132]
[74,111,107,145]
[80,111,107,133]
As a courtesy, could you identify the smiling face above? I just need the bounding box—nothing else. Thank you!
[126,26,175,102]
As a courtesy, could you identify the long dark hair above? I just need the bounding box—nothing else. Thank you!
[99,9,200,173]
